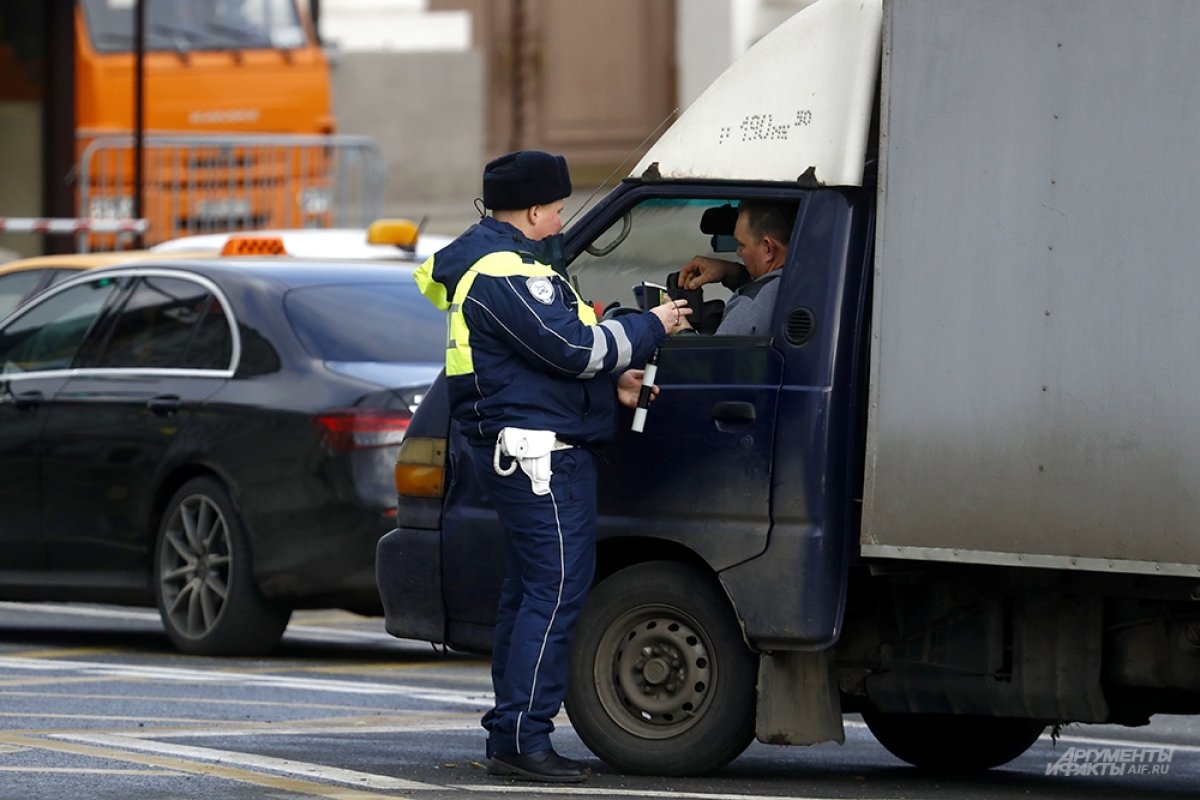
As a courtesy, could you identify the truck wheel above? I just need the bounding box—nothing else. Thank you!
[154,477,291,656]
[862,711,1045,771]
[566,561,756,776]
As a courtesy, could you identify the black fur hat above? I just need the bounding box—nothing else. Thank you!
[482,150,572,210]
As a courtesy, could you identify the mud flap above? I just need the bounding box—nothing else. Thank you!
[756,648,845,745]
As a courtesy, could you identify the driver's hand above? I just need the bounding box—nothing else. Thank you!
[678,256,740,290]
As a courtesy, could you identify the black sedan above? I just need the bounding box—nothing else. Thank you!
[0,258,445,655]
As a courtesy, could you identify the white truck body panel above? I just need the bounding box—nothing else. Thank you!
[631,0,881,187]
[862,0,1200,576]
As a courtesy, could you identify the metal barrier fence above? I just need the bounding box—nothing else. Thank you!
[76,134,386,251]
[0,217,148,236]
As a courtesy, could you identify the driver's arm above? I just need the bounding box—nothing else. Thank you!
[677,256,749,291]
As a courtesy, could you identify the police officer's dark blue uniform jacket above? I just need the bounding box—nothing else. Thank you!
[415,216,665,447]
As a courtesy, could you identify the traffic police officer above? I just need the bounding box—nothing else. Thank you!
[415,150,691,782]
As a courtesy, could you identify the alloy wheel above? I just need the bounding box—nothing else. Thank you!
[158,492,232,640]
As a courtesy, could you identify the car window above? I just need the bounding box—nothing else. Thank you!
[44,268,84,288]
[568,197,737,321]
[95,276,232,370]
[284,282,445,363]
[0,278,124,374]
[0,270,49,320]
[568,195,803,337]
[184,295,235,369]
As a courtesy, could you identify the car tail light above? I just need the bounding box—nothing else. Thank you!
[315,408,412,451]
[394,436,447,498]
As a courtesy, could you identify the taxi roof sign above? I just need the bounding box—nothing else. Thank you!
[220,235,288,256]
[367,218,420,251]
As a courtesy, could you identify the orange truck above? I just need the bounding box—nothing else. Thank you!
[75,0,340,246]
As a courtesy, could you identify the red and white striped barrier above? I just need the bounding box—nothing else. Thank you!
[0,217,148,235]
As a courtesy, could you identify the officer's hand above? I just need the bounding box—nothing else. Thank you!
[650,297,692,335]
[617,369,658,409]
[678,256,739,290]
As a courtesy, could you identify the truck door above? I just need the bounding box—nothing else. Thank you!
[596,334,781,566]
[573,194,793,567]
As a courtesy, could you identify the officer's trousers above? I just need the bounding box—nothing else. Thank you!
[472,444,597,757]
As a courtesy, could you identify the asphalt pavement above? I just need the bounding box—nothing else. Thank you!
[0,602,1196,800]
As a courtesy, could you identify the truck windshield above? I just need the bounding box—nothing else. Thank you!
[81,0,308,54]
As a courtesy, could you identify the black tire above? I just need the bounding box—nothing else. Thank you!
[154,476,291,656]
[566,561,757,776]
[862,711,1046,771]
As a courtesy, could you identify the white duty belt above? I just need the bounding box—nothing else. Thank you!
[492,427,573,495]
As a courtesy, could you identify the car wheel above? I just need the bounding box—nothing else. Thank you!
[566,561,757,776]
[154,476,290,656]
[862,711,1046,771]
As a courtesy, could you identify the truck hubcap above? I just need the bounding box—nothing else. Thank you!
[598,606,714,738]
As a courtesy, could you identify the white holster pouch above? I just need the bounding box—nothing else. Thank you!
[493,427,573,495]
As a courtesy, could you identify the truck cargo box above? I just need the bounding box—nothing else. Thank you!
[862,0,1200,577]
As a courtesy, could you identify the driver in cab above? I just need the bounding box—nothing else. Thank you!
[675,199,797,336]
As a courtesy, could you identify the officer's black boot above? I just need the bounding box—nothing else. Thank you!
[486,749,589,783]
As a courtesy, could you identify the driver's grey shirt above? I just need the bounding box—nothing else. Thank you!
[715,271,782,336]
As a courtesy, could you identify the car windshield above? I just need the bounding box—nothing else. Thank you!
[82,0,308,54]
[284,282,445,364]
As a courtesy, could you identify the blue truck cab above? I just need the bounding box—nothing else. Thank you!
[380,177,874,769]
[380,0,1200,777]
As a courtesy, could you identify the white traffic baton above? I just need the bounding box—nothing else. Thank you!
[631,347,659,433]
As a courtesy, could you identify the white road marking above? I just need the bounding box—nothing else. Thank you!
[54,733,437,791]
[0,602,404,646]
[457,786,852,799]
[0,603,160,622]
[103,720,484,740]
[0,766,184,776]
[50,734,849,800]
[1047,732,1200,755]
[843,718,1200,756]
[0,656,487,705]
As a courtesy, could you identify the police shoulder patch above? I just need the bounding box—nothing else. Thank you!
[526,276,556,305]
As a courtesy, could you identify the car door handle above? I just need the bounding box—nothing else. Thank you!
[9,390,44,410]
[712,401,756,423]
[147,395,182,415]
